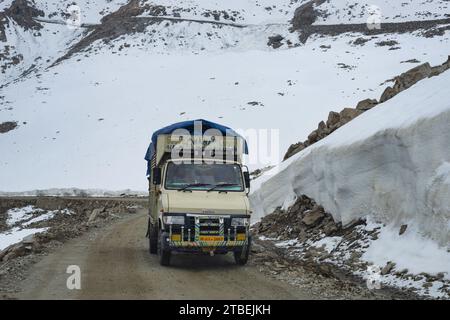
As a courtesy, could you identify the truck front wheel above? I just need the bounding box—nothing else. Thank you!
[234,236,251,266]
[158,231,171,266]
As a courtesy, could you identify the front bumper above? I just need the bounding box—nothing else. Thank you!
[162,213,250,252]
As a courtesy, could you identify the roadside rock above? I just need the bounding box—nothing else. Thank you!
[88,208,104,224]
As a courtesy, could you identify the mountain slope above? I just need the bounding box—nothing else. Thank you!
[1,0,450,192]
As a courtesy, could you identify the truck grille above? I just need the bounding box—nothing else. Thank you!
[168,215,247,242]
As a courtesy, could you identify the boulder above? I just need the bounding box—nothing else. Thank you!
[379,86,397,103]
[393,63,432,92]
[326,111,341,128]
[302,208,325,227]
[307,130,318,143]
[267,35,284,49]
[356,98,378,111]
[88,208,103,224]
[381,261,396,275]
[399,224,408,235]
[339,108,363,124]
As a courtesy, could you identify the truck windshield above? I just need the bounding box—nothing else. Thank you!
[165,162,244,192]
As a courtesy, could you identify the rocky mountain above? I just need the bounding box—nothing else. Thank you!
[0,0,449,192]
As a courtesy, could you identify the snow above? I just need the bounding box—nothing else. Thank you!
[33,0,129,24]
[314,0,450,25]
[1,26,449,192]
[0,227,48,251]
[250,69,450,290]
[311,236,342,253]
[1,206,75,251]
[22,212,55,226]
[139,0,303,24]
[0,0,14,11]
[251,69,450,246]
[362,224,450,279]
[6,205,44,226]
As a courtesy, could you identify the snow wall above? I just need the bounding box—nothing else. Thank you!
[251,71,450,247]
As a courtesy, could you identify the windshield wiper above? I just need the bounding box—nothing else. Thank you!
[207,183,240,192]
[178,183,212,192]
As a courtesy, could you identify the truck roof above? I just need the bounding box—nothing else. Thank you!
[145,119,248,175]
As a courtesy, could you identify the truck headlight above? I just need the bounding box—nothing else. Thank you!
[231,217,249,227]
[163,215,185,225]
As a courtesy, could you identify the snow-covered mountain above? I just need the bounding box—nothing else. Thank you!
[1,0,449,193]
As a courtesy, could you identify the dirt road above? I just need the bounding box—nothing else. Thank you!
[14,210,313,300]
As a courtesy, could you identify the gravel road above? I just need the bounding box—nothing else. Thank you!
[15,210,312,300]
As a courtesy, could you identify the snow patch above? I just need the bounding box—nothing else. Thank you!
[0,227,48,251]
[6,206,44,226]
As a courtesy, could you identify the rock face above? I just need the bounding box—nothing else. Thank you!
[284,57,450,160]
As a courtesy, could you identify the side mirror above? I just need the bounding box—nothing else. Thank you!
[243,171,251,189]
[152,167,162,185]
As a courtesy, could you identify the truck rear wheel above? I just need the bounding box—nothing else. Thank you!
[234,236,251,266]
[158,231,171,266]
[148,221,158,255]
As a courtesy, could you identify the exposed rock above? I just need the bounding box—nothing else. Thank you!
[381,261,396,275]
[393,63,432,92]
[267,35,284,49]
[379,86,397,103]
[307,130,318,143]
[356,98,378,111]
[352,37,370,46]
[376,40,399,47]
[326,111,341,128]
[291,0,326,30]
[0,121,18,134]
[302,208,325,227]
[399,224,408,235]
[0,0,44,42]
[339,108,363,124]
[401,59,420,64]
[88,208,103,224]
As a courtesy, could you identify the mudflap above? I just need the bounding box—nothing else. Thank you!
[234,235,252,265]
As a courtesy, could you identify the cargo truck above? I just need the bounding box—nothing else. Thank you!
[145,119,252,266]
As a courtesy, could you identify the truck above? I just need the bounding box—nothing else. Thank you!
[145,119,252,266]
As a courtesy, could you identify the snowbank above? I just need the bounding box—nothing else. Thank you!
[251,69,450,247]
[0,227,48,251]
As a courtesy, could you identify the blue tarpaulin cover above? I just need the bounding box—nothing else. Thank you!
[145,119,248,175]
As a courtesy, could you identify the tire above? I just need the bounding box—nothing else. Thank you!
[234,235,251,266]
[148,221,158,255]
[158,230,171,266]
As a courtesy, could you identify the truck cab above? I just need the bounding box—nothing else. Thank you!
[145,120,252,266]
